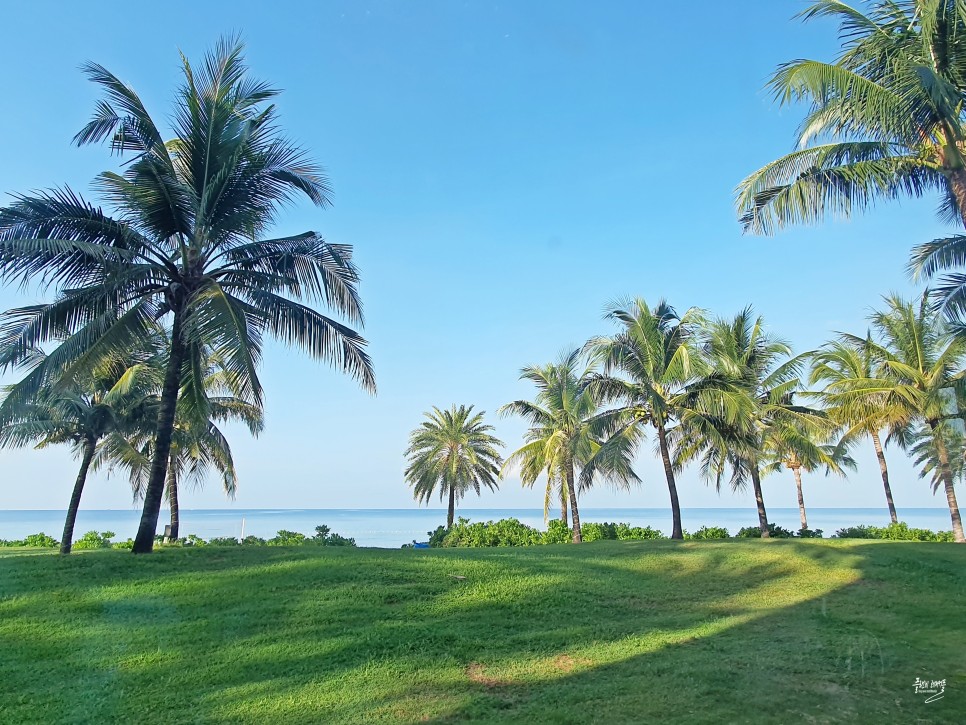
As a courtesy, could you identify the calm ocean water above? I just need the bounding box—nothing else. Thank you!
[0,507,955,548]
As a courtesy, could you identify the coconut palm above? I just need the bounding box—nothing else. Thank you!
[737,1,966,235]
[404,405,504,529]
[809,335,907,523]
[675,309,815,537]
[500,350,641,543]
[761,416,854,530]
[0,353,159,553]
[859,291,966,541]
[584,298,707,539]
[0,38,375,553]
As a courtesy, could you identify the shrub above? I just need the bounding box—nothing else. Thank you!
[111,538,135,550]
[427,525,449,548]
[0,533,59,548]
[580,522,614,542]
[796,527,824,539]
[182,534,207,547]
[834,525,876,539]
[72,531,115,550]
[208,536,241,546]
[241,535,267,545]
[615,523,666,540]
[267,530,307,546]
[834,522,953,541]
[686,526,730,540]
[543,519,572,544]
[311,525,356,547]
[442,518,543,547]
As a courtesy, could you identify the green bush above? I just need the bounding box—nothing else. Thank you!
[796,527,824,539]
[208,536,241,546]
[268,530,308,546]
[427,525,449,548]
[686,526,730,540]
[311,525,356,547]
[736,523,794,539]
[241,535,267,545]
[442,518,543,547]
[834,522,953,541]
[543,519,572,544]
[0,533,59,548]
[111,538,135,550]
[72,531,115,550]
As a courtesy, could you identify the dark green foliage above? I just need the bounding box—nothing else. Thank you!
[427,525,449,548]
[72,531,115,550]
[835,522,954,542]
[0,532,58,548]
[312,526,356,547]
[736,523,794,539]
[796,528,824,539]
[241,536,268,546]
[686,526,730,540]
[442,518,544,548]
[208,537,241,547]
[267,530,308,546]
[542,519,572,544]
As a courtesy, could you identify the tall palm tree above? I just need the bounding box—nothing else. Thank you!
[737,1,966,234]
[676,309,814,537]
[861,291,966,541]
[404,405,504,529]
[585,298,707,539]
[0,353,159,553]
[761,416,854,530]
[500,350,640,543]
[809,335,907,523]
[0,39,375,553]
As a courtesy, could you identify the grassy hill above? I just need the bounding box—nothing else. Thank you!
[0,540,962,723]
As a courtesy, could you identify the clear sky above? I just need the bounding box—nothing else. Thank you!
[0,1,954,514]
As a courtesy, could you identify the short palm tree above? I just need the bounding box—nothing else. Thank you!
[737,1,966,234]
[809,335,907,523]
[0,353,159,553]
[676,309,815,537]
[404,405,504,529]
[500,350,640,543]
[861,292,966,541]
[584,298,707,539]
[0,38,375,553]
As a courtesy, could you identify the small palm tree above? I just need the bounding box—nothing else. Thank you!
[0,353,159,553]
[809,335,907,523]
[404,405,503,529]
[862,292,966,541]
[500,350,640,543]
[585,298,707,539]
[737,2,966,234]
[0,38,375,553]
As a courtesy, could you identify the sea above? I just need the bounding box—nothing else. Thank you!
[0,507,954,548]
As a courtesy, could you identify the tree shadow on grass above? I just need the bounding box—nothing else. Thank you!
[0,541,962,723]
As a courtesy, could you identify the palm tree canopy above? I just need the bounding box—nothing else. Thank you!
[0,37,375,422]
[404,405,504,505]
[737,1,966,235]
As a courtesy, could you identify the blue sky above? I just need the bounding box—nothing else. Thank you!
[0,1,954,515]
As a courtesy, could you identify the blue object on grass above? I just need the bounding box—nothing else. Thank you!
[413,542,430,549]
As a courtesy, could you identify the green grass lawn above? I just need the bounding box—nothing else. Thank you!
[0,540,963,723]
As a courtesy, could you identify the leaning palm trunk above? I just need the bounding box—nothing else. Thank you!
[133,314,186,553]
[565,461,581,543]
[749,458,770,538]
[61,437,97,555]
[870,429,898,525]
[166,454,180,542]
[792,466,807,531]
[656,422,683,539]
[560,489,568,528]
[930,422,966,543]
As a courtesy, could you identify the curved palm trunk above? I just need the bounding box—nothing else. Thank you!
[749,459,770,538]
[560,487,568,528]
[870,429,898,525]
[133,311,186,554]
[447,485,455,529]
[656,422,683,539]
[929,422,965,543]
[60,437,96,555]
[166,455,179,542]
[565,461,581,543]
[792,466,807,530]
[947,168,966,228]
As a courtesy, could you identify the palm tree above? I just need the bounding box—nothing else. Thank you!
[0,353,159,553]
[585,298,707,539]
[676,309,814,537]
[0,38,375,553]
[404,405,504,529]
[809,336,906,523]
[500,350,640,543]
[737,1,966,235]
[761,416,854,530]
[861,291,966,541]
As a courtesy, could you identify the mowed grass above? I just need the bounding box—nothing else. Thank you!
[0,541,963,724]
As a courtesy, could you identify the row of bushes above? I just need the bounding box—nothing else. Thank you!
[0,525,356,549]
[412,518,955,547]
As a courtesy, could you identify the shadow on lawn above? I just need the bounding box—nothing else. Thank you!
[0,541,963,723]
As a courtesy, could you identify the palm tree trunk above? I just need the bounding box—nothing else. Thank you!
[929,422,965,543]
[60,437,96,555]
[870,429,898,525]
[656,422,683,539]
[948,168,966,228]
[166,455,179,542]
[447,484,455,529]
[565,461,582,543]
[750,460,770,538]
[560,484,568,528]
[793,467,807,530]
[133,311,186,554]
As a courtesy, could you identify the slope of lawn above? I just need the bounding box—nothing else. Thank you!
[0,540,963,723]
